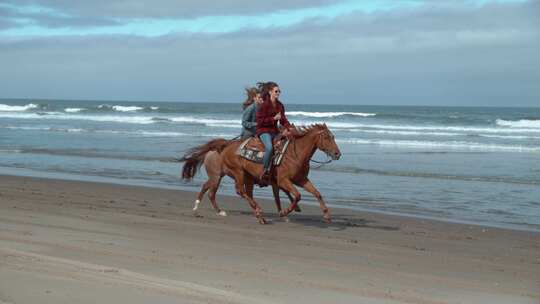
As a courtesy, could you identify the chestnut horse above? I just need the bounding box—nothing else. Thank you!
[181,124,341,224]
[181,148,299,217]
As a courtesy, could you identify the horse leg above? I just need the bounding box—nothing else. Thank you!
[300,179,331,223]
[278,179,301,217]
[271,182,282,213]
[233,171,267,224]
[193,179,212,212]
[194,151,221,212]
[209,176,227,216]
[286,190,302,212]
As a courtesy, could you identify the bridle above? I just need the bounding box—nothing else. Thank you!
[291,128,336,168]
[310,130,335,168]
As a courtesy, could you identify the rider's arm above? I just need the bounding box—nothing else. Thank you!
[278,104,292,129]
[241,104,257,129]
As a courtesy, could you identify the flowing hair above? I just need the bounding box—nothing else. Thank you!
[242,87,260,110]
[256,81,279,102]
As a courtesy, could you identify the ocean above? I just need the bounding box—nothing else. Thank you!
[1,99,539,231]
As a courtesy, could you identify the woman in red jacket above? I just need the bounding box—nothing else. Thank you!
[256,81,292,182]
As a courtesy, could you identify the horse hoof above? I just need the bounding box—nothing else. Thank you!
[323,217,331,223]
[217,210,227,217]
[294,206,302,212]
[192,199,201,211]
[258,217,267,225]
[282,216,290,223]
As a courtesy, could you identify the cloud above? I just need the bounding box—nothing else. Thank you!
[0,0,538,106]
[2,0,531,38]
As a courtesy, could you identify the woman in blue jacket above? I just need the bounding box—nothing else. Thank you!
[240,87,263,139]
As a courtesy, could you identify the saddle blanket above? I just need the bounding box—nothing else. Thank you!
[236,137,290,166]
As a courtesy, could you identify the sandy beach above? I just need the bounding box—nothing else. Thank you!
[0,174,538,304]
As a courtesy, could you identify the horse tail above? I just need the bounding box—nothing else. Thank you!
[177,138,231,181]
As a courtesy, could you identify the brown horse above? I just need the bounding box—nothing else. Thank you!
[181,124,341,224]
[181,145,300,217]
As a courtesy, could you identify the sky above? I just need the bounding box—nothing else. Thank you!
[0,0,538,106]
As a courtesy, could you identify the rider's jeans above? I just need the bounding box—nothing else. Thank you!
[259,132,275,170]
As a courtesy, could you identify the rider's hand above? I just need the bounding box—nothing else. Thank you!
[282,128,291,136]
[274,113,281,121]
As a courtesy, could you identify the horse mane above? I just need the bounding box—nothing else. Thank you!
[292,123,326,138]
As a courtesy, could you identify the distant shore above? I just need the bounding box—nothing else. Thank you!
[0,174,539,303]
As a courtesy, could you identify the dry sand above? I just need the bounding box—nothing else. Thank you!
[0,174,538,303]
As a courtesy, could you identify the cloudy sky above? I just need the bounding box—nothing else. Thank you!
[0,0,538,106]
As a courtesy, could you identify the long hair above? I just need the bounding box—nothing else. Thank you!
[242,87,259,110]
[256,81,279,102]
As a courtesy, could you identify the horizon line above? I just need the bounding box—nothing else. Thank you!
[0,97,538,109]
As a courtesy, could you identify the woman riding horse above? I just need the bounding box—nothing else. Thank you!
[240,87,263,139]
[256,82,293,183]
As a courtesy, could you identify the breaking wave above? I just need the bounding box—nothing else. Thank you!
[496,119,540,129]
[337,138,540,153]
[288,111,376,118]
[0,103,38,112]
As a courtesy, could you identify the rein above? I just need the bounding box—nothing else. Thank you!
[290,129,334,169]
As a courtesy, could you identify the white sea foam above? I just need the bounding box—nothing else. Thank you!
[3,126,50,131]
[337,138,540,153]
[169,116,239,128]
[288,111,376,118]
[137,131,186,137]
[0,103,38,112]
[64,108,85,113]
[0,112,155,124]
[2,125,187,137]
[112,105,144,112]
[301,121,540,134]
[496,119,540,129]
[479,134,540,140]
[352,129,460,137]
[150,106,159,110]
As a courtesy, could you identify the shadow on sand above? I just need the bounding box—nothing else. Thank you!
[233,210,399,232]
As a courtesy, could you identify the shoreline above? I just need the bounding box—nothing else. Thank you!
[1,168,539,233]
[1,174,539,303]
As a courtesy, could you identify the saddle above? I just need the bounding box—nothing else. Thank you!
[237,136,290,166]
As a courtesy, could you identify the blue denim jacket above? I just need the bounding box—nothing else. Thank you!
[241,103,257,139]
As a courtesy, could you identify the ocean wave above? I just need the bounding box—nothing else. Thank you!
[10,148,174,162]
[288,111,376,118]
[96,104,158,112]
[0,103,38,112]
[112,105,144,112]
[478,134,540,140]
[169,116,239,128]
[496,119,540,129]
[64,108,86,113]
[352,129,540,139]
[337,138,540,153]
[0,112,156,124]
[352,129,460,137]
[2,125,187,137]
[0,112,241,127]
[315,166,540,185]
[313,122,540,134]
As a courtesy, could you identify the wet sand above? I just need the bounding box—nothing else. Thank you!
[0,174,538,304]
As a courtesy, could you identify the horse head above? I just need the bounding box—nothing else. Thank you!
[313,124,341,160]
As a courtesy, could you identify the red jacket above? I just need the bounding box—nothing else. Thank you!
[256,99,291,136]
